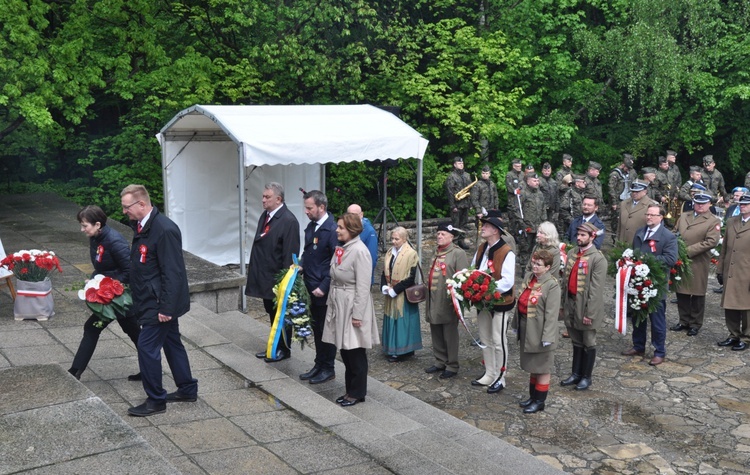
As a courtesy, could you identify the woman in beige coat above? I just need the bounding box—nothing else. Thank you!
[323,213,379,407]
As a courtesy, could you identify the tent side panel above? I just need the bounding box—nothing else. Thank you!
[164,140,241,265]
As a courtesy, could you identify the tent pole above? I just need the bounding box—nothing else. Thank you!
[239,145,247,312]
[416,157,424,278]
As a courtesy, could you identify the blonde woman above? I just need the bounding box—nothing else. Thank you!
[381,227,423,362]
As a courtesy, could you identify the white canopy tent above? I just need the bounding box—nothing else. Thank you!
[157,104,429,282]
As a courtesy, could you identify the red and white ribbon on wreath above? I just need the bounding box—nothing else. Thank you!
[615,263,632,335]
[447,284,486,348]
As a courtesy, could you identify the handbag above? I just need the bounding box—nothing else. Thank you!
[405,263,427,304]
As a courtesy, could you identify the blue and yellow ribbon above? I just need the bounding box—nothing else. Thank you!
[265,254,300,358]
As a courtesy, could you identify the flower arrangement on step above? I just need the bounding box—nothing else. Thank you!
[78,274,132,328]
[1,249,62,282]
[272,268,312,348]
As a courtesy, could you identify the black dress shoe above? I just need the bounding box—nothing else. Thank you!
[335,394,349,404]
[425,365,444,374]
[669,298,678,304]
[670,323,689,332]
[439,370,457,379]
[687,327,699,336]
[717,337,740,347]
[166,391,198,402]
[127,372,142,381]
[732,341,748,351]
[471,379,487,386]
[255,351,267,359]
[487,381,505,394]
[299,366,321,380]
[387,355,400,363]
[264,350,290,362]
[340,396,365,407]
[128,401,166,417]
[309,369,335,384]
[713,287,724,294]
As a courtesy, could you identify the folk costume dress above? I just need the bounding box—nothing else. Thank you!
[381,242,423,357]
[513,271,560,374]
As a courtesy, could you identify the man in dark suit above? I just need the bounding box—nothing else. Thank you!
[121,184,198,417]
[298,190,339,384]
[566,195,606,249]
[246,182,301,362]
[621,204,678,366]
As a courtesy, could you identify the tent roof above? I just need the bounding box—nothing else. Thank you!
[159,104,428,167]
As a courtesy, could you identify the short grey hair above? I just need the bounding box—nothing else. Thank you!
[265,182,285,201]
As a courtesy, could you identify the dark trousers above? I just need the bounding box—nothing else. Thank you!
[725,309,750,341]
[311,303,336,371]
[632,299,667,357]
[451,207,470,230]
[264,298,291,354]
[70,313,140,375]
[676,293,706,329]
[138,319,198,403]
[340,348,368,399]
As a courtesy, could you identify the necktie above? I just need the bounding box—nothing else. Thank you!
[644,229,652,241]
[568,252,583,295]
[137,223,142,234]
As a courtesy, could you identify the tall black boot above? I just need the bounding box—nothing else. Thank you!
[560,345,584,386]
[575,347,596,390]
[523,389,548,414]
[519,380,536,407]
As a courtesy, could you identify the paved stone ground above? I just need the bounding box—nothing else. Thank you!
[255,229,750,474]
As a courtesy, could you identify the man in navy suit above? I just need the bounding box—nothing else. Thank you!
[566,195,606,249]
[298,190,339,384]
[246,182,301,362]
[621,204,678,366]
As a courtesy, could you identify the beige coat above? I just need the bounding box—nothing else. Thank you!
[718,217,750,310]
[525,242,562,281]
[617,197,658,245]
[323,237,379,349]
[675,211,721,295]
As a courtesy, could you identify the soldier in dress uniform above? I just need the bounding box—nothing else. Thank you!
[701,155,729,205]
[514,172,548,270]
[609,154,636,240]
[670,191,721,337]
[616,180,658,246]
[444,156,474,234]
[716,193,750,352]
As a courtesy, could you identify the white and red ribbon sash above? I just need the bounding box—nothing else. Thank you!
[447,285,486,348]
[17,289,52,297]
[615,264,631,335]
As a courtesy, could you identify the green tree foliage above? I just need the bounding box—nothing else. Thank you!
[1,0,749,220]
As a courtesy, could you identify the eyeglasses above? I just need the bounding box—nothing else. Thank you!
[122,201,141,211]
[645,213,662,217]
[531,262,547,267]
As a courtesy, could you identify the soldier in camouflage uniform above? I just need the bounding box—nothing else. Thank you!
[557,174,576,235]
[701,155,729,205]
[666,150,683,193]
[556,154,573,185]
[513,172,547,271]
[608,154,636,240]
[585,161,604,209]
[505,159,525,239]
[655,156,672,206]
[445,155,474,233]
[641,167,663,204]
[472,165,498,217]
[539,162,558,226]
[678,166,705,205]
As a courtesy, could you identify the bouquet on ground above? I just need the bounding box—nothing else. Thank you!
[445,267,503,313]
[1,249,62,282]
[669,236,692,287]
[609,247,667,327]
[272,269,312,348]
[78,274,132,328]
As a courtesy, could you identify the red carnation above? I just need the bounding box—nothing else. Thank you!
[636,285,643,291]
[464,291,472,299]
[484,294,492,301]
[644,280,652,287]
[481,284,489,292]
[670,268,677,275]
[472,283,480,291]
[493,291,501,299]
[641,303,648,309]
[676,260,683,266]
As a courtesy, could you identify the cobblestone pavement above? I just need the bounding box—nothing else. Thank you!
[341,232,748,474]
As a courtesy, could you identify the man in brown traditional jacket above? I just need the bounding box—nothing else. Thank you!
[671,191,721,336]
[560,222,607,390]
